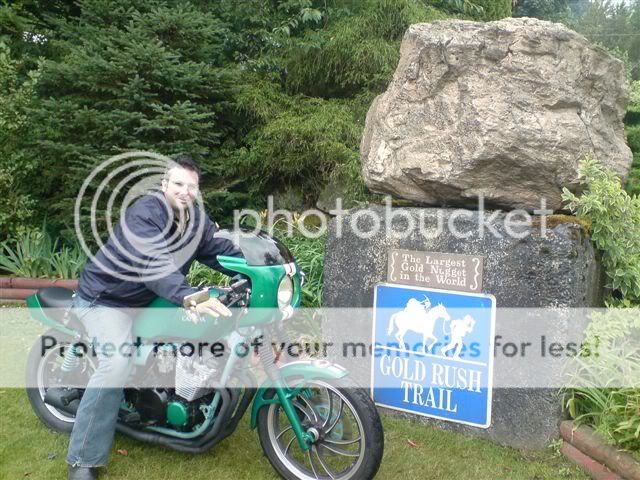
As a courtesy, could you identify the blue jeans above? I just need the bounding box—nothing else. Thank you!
[66,295,135,468]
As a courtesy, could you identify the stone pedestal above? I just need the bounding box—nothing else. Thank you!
[322,206,603,449]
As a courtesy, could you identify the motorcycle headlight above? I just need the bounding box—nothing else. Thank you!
[277,274,294,309]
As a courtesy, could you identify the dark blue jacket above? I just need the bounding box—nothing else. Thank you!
[78,194,241,307]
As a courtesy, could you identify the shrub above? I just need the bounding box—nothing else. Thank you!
[626,81,640,196]
[272,218,326,341]
[20,0,239,233]
[2,0,461,230]
[473,0,512,20]
[627,125,640,153]
[562,157,640,303]
[186,261,230,288]
[284,0,449,97]
[565,308,640,450]
[627,155,640,197]
[627,104,640,125]
[0,168,36,241]
[276,221,326,309]
[562,157,640,450]
[230,94,362,204]
[0,42,40,240]
[0,226,87,279]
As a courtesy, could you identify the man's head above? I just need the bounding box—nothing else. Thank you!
[161,154,201,212]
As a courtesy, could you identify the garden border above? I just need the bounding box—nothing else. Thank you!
[560,420,640,480]
[0,277,78,301]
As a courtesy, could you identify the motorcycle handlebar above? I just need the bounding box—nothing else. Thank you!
[216,278,250,307]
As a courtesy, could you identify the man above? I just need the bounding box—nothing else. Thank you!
[67,154,241,479]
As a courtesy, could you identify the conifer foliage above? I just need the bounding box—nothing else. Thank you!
[1,0,506,235]
[26,0,238,229]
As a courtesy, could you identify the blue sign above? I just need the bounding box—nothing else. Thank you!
[371,283,496,428]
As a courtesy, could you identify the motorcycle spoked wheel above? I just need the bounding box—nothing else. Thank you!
[257,378,384,480]
[25,329,95,433]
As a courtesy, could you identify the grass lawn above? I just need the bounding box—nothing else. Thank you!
[0,389,587,480]
[0,305,587,478]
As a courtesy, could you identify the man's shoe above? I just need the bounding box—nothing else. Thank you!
[68,465,99,480]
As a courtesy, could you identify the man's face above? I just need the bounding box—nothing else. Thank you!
[161,166,199,212]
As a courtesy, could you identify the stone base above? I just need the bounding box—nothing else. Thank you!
[322,206,603,449]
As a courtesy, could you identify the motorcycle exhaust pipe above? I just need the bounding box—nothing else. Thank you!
[43,381,252,454]
[43,388,80,415]
[116,387,233,453]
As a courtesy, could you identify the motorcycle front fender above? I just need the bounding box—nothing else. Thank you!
[250,360,349,429]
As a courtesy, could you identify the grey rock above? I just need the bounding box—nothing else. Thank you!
[322,206,603,449]
[361,18,633,211]
[271,187,305,212]
[316,174,351,213]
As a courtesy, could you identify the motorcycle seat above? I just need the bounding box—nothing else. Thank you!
[36,287,87,333]
[36,287,75,309]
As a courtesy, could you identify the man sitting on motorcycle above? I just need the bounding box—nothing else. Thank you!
[67,154,241,480]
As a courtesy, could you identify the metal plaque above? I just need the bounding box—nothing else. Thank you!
[387,249,484,293]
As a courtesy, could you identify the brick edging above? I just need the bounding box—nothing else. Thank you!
[0,277,78,301]
[560,421,640,480]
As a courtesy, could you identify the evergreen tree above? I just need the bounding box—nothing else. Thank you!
[24,0,239,232]
[513,0,571,20]
[4,0,487,235]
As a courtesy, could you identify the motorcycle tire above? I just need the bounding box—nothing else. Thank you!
[257,377,384,480]
[25,329,80,434]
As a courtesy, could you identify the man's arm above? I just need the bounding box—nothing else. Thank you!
[195,217,244,277]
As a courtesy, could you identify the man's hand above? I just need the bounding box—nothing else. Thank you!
[189,297,232,322]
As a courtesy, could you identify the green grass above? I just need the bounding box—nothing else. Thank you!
[0,306,587,479]
[0,389,587,479]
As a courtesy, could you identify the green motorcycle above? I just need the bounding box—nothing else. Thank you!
[24,228,384,480]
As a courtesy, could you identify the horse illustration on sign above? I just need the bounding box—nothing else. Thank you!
[386,297,451,353]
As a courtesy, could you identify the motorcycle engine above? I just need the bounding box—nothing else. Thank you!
[127,388,168,423]
[125,388,208,430]
[124,349,220,430]
[174,349,220,401]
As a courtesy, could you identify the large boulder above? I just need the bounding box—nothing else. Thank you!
[361,18,633,211]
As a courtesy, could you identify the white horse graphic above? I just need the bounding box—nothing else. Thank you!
[387,301,451,353]
[441,314,476,358]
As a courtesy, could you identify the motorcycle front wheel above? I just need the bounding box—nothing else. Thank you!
[257,378,384,480]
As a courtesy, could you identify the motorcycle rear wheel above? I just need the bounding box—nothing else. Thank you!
[257,377,384,480]
[25,329,93,433]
